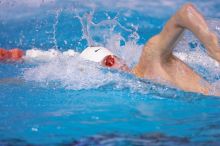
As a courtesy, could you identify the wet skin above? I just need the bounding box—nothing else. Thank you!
[105,4,220,95]
[1,4,220,95]
[132,3,220,95]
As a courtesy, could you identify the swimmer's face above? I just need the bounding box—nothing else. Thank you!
[101,55,130,72]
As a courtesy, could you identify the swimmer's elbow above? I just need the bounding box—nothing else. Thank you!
[178,3,198,23]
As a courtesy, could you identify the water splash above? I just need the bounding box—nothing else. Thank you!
[21,9,144,92]
[51,9,61,49]
[22,17,220,95]
[0,0,219,95]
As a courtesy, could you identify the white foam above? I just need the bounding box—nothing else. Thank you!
[23,52,147,91]
[16,3,220,93]
[22,17,220,92]
[174,52,220,69]
[24,48,79,62]
[63,49,79,57]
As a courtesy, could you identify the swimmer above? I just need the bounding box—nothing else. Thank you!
[1,3,220,95]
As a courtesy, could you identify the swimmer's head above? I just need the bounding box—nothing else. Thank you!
[80,47,130,71]
[80,47,113,62]
[101,55,130,71]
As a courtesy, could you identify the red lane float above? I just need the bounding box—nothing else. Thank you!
[0,48,24,61]
[8,48,24,61]
[0,48,10,61]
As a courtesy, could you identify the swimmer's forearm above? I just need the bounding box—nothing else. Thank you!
[175,4,220,62]
[158,4,207,57]
[139,4,195,62]
[132,4,197,75]
[160,3,220,61]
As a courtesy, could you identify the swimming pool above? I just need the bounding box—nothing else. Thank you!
[0,0,220,145]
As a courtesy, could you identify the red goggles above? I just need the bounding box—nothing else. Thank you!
[103,55,115,67]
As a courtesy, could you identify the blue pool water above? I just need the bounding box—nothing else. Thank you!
[0,0,220,145]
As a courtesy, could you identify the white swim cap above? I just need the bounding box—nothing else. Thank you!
[80,47,114,62]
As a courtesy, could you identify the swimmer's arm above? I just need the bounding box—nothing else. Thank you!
[157,3,220,62]
[133,3,220,75]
